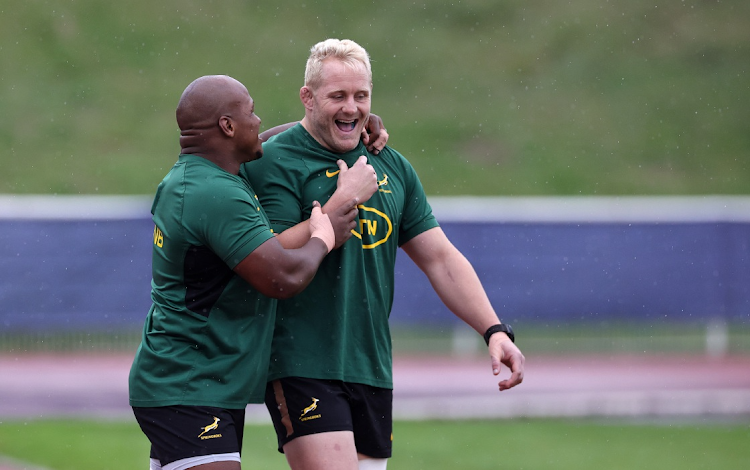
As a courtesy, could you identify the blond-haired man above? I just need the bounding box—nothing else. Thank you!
[244,39,525,470]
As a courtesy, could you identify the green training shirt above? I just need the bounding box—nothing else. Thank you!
[242,124,438,389]
[129,154,276,408]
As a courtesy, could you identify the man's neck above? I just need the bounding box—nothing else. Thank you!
[181,150,241,175]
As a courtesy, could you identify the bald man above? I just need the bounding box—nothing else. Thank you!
[129,75,378,470]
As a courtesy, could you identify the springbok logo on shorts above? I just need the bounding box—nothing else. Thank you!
[198,416,222,440]
[299,397,321,421]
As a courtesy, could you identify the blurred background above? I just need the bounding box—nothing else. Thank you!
[1,0,748,354]
[1,1,749,469]
[2,0,749,196]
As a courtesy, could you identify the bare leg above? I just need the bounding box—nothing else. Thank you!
[283,431,359,470]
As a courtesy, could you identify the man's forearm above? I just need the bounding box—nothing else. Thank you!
[403,229,502,335]
[275,222,310,249]
[427,251,501,334]
[322,190,358,215]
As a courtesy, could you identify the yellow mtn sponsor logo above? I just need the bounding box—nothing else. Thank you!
[198,416,222,440]
[351,205,393,249]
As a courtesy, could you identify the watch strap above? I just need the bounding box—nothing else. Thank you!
[483,324,514,345]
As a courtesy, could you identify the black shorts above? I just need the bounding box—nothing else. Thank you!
[132,405,245,467]
[265,377,393,458]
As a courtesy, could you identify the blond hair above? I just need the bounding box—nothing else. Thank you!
[304,39,372,90]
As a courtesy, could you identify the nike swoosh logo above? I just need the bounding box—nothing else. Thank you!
[326,169,341,177]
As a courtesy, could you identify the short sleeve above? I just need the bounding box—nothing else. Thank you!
[397,157,439,246]
[241,148,307,234]
[185,175,275,269]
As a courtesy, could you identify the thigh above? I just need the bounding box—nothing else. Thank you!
[283,430,359,470]
[132,405,245,468]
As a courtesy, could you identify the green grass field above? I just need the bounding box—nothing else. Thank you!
[0,419,747,470]
[4,321,750,356]
[1,0,749,196]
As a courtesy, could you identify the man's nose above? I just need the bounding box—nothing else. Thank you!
[341,96,357,113]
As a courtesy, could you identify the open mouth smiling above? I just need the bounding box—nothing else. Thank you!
[335,119,358,132]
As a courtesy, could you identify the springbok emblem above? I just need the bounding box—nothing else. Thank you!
[377,173,391,193]
[300,398,320,418]
[198,416,220,437]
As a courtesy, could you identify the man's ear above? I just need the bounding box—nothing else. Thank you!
[219,116,234,137]
[300,86,314,110]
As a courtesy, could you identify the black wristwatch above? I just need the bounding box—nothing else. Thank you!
[483,323,514,345]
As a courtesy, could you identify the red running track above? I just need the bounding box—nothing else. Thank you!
[1,353,749,421]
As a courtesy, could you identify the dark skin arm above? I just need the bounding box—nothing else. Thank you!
[259,122,296,142]
[260,114,389,154]
[233,236,328,299]
[233,201,351,299]
[276,199,359,250]
[275,157,376,249]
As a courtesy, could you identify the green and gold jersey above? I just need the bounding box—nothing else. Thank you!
[242,124,438,388]
[129,154,277,408]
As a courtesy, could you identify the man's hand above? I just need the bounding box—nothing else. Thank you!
[489,334,525,391]
[320,156,377,248]
[361,114,389,155]
[325,198,359,249]
[335,156,378,205]
[308,201,335,252]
